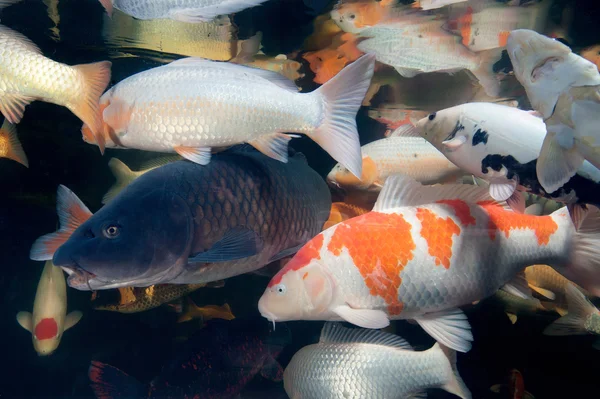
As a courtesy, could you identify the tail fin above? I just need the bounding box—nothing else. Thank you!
[543,283,598,336]
[308,54,376,179]
[233,32,262,64]
[102,158,139,204]
[566,205,600,296]
[89,361,144,399]
[471,48,503,97]
[434,343,472,399]
[30,185,92,261]
[0,120,28,167]
[70,61,112,153]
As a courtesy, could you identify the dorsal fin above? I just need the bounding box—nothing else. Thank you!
[167,57,299,92]
[319,322,413,350]
[373,174,502,212]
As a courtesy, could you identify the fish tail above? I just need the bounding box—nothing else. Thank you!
[89,361,145,399]
[471,48,503,97]
[29,185,92,261]
[103,158,137,204]
[0,119,28,167]
[432,343,472,399]
[70,61,112,153]
[562,205,600,297]
[543,283,597,336]
[308,53,376,179]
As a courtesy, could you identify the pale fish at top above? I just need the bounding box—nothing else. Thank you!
[283,322,471,399]
[258,174,600,353]
[0,119,27,167]
[327,125,463,192]
[507,29,600,193]
[331,5,502,96]
[416,102,600,213]
[0,25,111,150]
[83,55,376,179]
[97,0,269,23]
[16,261,82,356]
[543,283,600,349]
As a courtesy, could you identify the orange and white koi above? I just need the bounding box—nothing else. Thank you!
[258,175,600,353]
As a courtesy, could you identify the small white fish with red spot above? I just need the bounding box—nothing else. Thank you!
[258,174,600,353]
[16,261,82,356]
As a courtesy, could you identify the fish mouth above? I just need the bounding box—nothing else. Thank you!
[62,265,98,291]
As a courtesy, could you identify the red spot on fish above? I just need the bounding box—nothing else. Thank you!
[327,212,415,315]
[417,208,460,269]
[302,272,308,280]
[34,318,58,340]
[459,7,473,47]
[268,234,325,287]
[437,200,476,226]
[478,201,558,245]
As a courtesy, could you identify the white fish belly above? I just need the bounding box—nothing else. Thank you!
[284,343,448,399]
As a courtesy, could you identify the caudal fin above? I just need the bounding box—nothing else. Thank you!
[566,205,600,296]
[471,48,503,98]
[432,343,472,399]
[70,61,112,153]
[89,361,144,399]
[543,283,598,336]
[0,120,28,167]
[103,158,138,204]
[309,54,376,179]
[30,185,93,261]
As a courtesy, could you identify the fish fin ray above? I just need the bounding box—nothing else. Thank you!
[64,311,83,330]
[174,146,211,165]
[249,133,293,162]
[544,283,597,336]
[268,243,304,263]
[0,92,34,124]
[319,321,412,349]
[332,305,389,329]
[567,205,600,296]
[16,311,32,332]
[506,190,525,213]
[89,361,144,399]
[488,179,516,202]
[501,272,533,299]
[528,284,556,300]
[434,342,472,399]
[188,227,263,263]
[442,135,467,150]
[0,120,28,167]
[536,128,584,194]
[414,308,473,353]
[102,158,137,204]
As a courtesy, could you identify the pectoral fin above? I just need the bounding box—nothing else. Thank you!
[332,305,389,329]
[442,135,467,151]
[16,311,32,332]
[64,311,83,331]
[414,308,473,353]
[174,146,212,165]
[188,227,262,263]
[260,356,284,382]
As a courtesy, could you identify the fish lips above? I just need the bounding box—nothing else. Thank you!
[53,246,104,291]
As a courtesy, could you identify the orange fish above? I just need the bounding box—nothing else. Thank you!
[323,202,370,230]
[303,32,363,84]
[258,175,600,353]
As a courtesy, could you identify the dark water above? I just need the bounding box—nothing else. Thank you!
[1,0,600,398]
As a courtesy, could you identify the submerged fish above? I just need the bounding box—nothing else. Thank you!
[368,106,428,135]
[485,289,557,325]
[283,322,471,399]
[490,369,535,399]
[31,147,332,290]
[327,126,463,192]
[416,102,600,212]
[89,319,288,399]
[91,282,222,313]
[259,175,600,353]
[543,283,600,349]
[177,298,235,323]
[84,54,376,178]
[0,0,22,9]
[525,264,590,306]
[0,25,111,151]
[16,261,82,356]
[323,202,370,230]
[0,119,27,167]
[506,29,600,193]
[97,0,269,22]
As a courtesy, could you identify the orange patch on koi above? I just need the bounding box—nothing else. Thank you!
[327,212,415,315]
[437,199,476,226]
[417,208,460,269]
[269,233,325,287]
[459,7,473,47]
[498,31,510,47]
[479,201,558,245]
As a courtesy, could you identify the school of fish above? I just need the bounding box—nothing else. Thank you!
[2,0,599,398]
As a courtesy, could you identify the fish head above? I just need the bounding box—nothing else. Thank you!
[330,3,374,34]
[327,155,377,190]
[507,29,600,118]
[32,317,61,356]
[416,109,462,150]
[53,189,193,290]
[259,253,334,323]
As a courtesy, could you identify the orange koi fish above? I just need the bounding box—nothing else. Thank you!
[258,175,600,353]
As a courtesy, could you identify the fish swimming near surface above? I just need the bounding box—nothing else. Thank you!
[82,54,376,179]
[97,0,270,23]
[16,261,82,356]
[0,24,111,151]
[327,125,464,192]
[31,146,332,291]
[0,119,27,167]
[283,322,471,399]
[91,282,223,313]
[543,283,600,349]
[258,174,600,353]
[507,29,600,193]
[89,319,289,399]
[416,102,600,213]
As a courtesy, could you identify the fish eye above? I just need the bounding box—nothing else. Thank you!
[428,113,436,121]
[103,224,120,239]
[349,14,355,20]
[274,284,287,295]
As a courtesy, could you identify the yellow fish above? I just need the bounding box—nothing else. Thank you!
[0,119,27,167]
[177,297,235,324]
